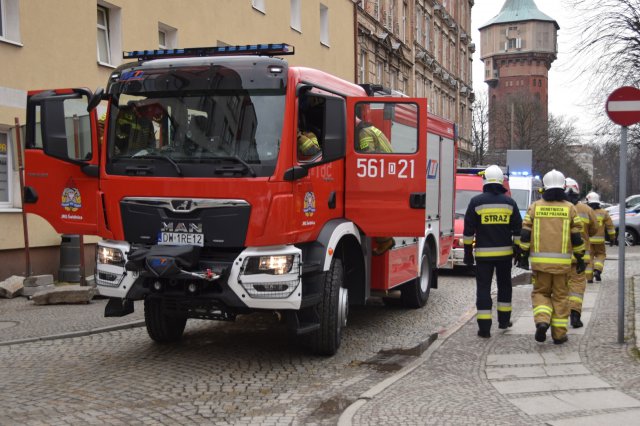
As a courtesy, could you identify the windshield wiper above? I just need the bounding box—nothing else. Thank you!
[132,153,183,176]
[210,155,257,177]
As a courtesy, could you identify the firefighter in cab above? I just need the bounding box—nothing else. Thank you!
[585,191,615,283]
[564,178,598,328]
[518,170,585,345]
[462,165,522,338]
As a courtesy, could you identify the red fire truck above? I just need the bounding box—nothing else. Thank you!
[23,43,456,355]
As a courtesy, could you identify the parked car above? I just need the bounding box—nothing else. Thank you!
[606,194,640,215]
[612,205,640,246]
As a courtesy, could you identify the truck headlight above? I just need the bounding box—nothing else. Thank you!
[242,255,297,275]
[98,246,125,266]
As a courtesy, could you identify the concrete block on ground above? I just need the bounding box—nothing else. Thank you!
[23,274,54,288]
[31,285,96,305]
[0,275,24,298]
[22,285,55,297]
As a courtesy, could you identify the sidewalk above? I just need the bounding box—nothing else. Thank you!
[343,246,640,425]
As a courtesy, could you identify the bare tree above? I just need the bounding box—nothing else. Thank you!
[567,0,640,145]
[471,90,489,165]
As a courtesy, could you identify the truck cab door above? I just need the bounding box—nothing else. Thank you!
[345,98,428,236]
[24,88,101,235]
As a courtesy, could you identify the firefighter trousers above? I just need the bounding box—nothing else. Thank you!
[532,271,569,340]
[590,243,606,275]
[476,259,512,333]
[568,264,586,313]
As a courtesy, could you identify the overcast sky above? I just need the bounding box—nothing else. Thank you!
[471,0,597,139]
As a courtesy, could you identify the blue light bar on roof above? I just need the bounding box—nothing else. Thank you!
[123,43,295,61]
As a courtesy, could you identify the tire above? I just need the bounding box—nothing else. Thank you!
[310,257,348,356]
[624,228,639,246]
[144,297,187,343]
[401,247,433,309]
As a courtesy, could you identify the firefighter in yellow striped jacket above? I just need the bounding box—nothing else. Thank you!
[565,178,598,328]
[518,170,585,345]
[585,192,615,283]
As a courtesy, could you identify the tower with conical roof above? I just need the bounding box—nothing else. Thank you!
[479,0,559,156]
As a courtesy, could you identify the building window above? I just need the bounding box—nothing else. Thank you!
[359,50,367,83]
[290,0,301,32]
[401,1,407,43]
[0,131,11,207]
[252,0,266,14]
[0,0,20,44]
[158,23,177,49]
[97,3,121,66]
[377,61,383,84]
[320,4,329,46]
[424,15,431,49]
[368,0,379,20]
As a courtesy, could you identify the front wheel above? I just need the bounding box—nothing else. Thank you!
[310,257,348,356]
[401,247,433,309]
[144,297,187,343]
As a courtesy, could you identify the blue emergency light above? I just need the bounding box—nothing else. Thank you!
[123,43,295,61]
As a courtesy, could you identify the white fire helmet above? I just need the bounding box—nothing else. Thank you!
[564,177,580,195]
[482,165,504,186]
[542,169,566,190]
[586,192,601,204]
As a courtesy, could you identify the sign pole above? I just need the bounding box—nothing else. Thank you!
[14,118,31,277]
[618,126,627,344]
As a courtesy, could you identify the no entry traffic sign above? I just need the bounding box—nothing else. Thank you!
[606,86,640,127]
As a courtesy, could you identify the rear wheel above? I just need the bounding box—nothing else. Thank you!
[401,247,433,308]
[144,297,187,343]
[310,257,348,356]
[625,228,639,246]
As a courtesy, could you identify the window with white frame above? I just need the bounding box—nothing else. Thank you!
[0,0,21,44]
[0,130,11,207]
[158,22,177,49]
[290,0,301,32]
[97,3,122,66]
[377,61,383,84]
[359,50,367,83]
[252,0,266,14]
[320,3,329,46]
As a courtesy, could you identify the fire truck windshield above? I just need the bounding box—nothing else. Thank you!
[105,60,287,178]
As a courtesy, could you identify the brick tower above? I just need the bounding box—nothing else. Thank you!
[479,0,559,159]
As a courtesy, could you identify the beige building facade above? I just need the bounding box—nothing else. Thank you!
[0,0,473,280]
[0,0,355,280]
[355,0,475,164]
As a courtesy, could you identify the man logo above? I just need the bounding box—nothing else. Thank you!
[172,200,192,212]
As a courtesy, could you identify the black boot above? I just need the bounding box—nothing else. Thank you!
[477,330,491,338]
[498,322,513,329]
[570,310,583,328]
[594,270,602,282]
[535,322,549,342]
[553,335,569,345]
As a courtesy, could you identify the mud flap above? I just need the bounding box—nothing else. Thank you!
[105,298,134,317]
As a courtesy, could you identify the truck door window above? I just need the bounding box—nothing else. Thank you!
[354,102,418,154]
[297,94,324,162]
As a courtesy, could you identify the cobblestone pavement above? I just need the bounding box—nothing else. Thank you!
[350,245,640,425]
[0,271,477,425]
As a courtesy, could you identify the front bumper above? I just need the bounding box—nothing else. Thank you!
[95,241,303,311]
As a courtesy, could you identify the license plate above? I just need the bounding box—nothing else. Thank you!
[157,232,204,247]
